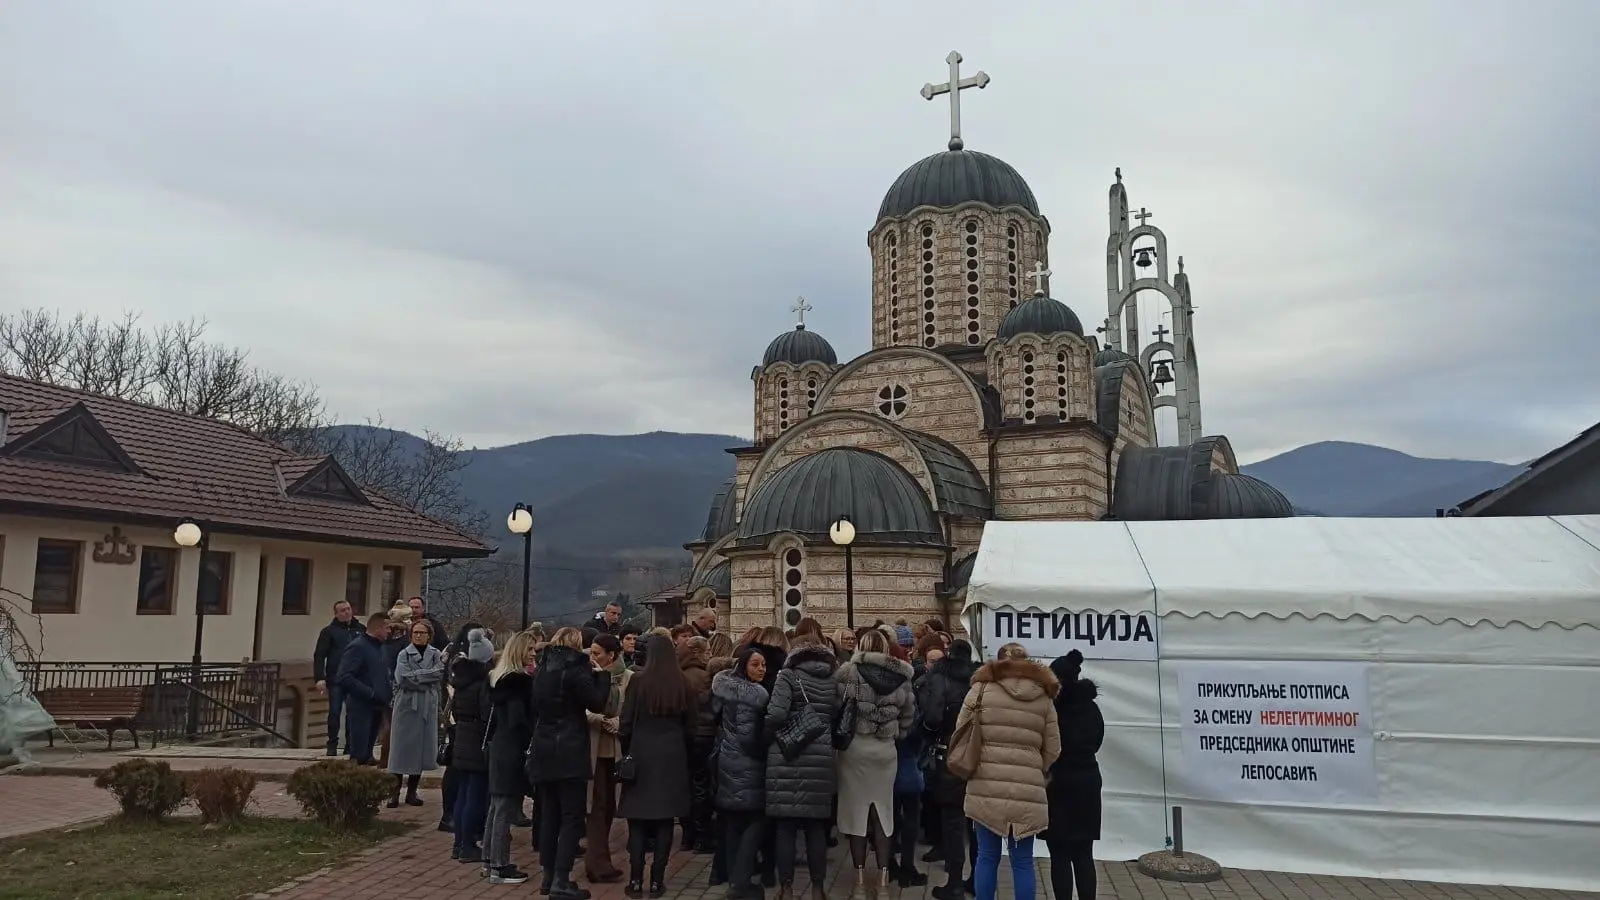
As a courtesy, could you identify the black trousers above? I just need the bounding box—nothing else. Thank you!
[627,819,675,884]
[893,792,922,868]
[938,801,969,884]
[1044,837,1095,900]
[686,740,715,847]
[723,810,764,891]
[537,779,589,879]
[773,818,828,886]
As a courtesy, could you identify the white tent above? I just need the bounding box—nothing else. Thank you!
[964,515,1600,891]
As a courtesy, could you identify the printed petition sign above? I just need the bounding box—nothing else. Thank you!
[984,607,1159,661]
[1177,661,1376,802]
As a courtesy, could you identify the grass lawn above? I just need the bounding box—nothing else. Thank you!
[0,815,411,900]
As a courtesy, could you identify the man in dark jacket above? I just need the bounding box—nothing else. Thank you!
[407,596,448,650]
[338,613,395,766]
[312,600,365,756]
[589,601,624,637]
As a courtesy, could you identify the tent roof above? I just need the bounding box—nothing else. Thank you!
[967,515,1600,630]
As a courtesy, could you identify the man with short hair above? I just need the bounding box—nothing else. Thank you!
[670,624,695,648]
[589,601,624,637]
[407,596,448,650]
[338,612,395,766]
[312,600,366,756]
[692,606,717,639]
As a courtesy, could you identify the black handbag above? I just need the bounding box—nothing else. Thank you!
[831,693,858,751]
[437,724,455,767]
[773,673,829,759]
[614,754,638,783]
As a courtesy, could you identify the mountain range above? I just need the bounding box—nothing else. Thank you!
[399,431,1524,557]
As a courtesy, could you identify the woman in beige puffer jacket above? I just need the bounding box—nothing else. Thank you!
[954,643,1060,900]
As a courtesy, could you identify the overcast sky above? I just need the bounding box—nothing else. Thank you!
[3,1,1596,464]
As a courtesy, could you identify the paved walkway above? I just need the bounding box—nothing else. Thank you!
[2,774,1591,900]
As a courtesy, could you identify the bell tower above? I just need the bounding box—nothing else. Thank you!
[1103,170,1203,445]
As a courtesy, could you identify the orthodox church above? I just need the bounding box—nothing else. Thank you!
[674,52,1292,633]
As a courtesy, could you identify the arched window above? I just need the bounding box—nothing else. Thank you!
[963,218,982,345]
[1005,223,1020,309]
[887,233,900,344]
[778,543,805,628]
[1021,348,1038,424]
[806,373,820,413]
[778,377,791,431]
[920,223,937,348]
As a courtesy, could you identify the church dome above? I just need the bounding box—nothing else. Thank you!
[762,326,838,367]
[997,293,1084,340]
[1094,345,1136,367]
[1208,473,1295,519]
[878,150,1040,221]
[736,447,943,546]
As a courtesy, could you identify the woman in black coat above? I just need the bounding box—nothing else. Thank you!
[446,628,495,863]
[914,640,980,900]
[762,638,839,900]
[484,632,539,885]
[711,644,771,900]
[617,636,696,897]
[1044,650,1105,900]
[530,627,611,900]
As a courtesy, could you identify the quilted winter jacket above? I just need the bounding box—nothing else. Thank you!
[957,658,1062,840]
[762,643,840,819]
[710,668,769,812]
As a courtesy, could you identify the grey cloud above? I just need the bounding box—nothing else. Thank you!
[2,0,1597,462]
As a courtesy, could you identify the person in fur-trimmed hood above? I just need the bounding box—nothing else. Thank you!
[1042,650,1103,900]
[957,643,1060,900]
[835,628,916,898]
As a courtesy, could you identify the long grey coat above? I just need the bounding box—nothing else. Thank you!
[763,643,840,820]
[387,643,444,776]
[710,668,769,812]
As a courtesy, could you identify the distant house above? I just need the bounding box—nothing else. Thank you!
[0,374,489,747]
[1455,422,1600,516]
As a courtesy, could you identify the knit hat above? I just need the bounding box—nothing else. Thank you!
[1049,648,1084,682]
[386,603,412,626]
[894,624,914,647]
[465,628,494,664]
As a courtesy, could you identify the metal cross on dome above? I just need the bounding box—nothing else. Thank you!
[920,51,990,151]
[792,296,813,328]
[1026,261,1051,295]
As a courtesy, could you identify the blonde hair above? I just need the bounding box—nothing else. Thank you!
[525,623,548,642]
[856,628,890,656]
[757,625,789,650]
[833,628,856,649]
[409,619,434,639]
[707,632,733,659]
[491,631,538,686]
[650,626,671,639]
[997,642,1029,661]
[387,603,412,625]
[549,627,583,650]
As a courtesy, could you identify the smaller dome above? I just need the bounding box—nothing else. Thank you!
[697,478,737,544]
[762,326,838,367]
[689,560,731,599]
[1208,473,1295,519]
[997,293,1084,341]
[736,447,942,546]
[1094,345,1136,367]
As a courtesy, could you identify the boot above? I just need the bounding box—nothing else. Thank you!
[897,860,927,888]
[849,868,867,900]
[539,871,555,896]
[624,880,644,899]
[874,866,892,899]
[551,877,591,900]
[810,885,828,900]
[386,776,401,809]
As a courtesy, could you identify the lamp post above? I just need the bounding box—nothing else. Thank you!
[173,517,208,739]
[829,515,857,627]
[507,503,534,631]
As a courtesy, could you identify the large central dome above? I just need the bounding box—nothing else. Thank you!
[878,149,1040,220]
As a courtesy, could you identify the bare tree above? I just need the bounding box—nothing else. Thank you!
[308,416,483,537]
[0,309,326,444]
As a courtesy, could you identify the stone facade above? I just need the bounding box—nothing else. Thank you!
[992,425,1111,520]
[813,349,989,470]
[725,542,948,634]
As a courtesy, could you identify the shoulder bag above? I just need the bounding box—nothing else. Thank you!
[773,672,830,759]
[831,686,858,752]
[945,684,985,781]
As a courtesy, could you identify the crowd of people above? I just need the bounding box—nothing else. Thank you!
[314,600,1106,900]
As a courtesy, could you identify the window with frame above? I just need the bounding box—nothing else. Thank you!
[346,563,370,614]
[381,565,404,604]
[32,539,82,614]
[199,551,234,615]
[282,557,313,615]
[136,546,178,615]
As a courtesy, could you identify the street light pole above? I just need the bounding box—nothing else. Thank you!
[829,515,857,628]
[508,503,534,631]
[174,518,208,739]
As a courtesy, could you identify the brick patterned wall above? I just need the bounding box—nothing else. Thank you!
[814,350,988,477]
[987,334,1096,425]
[992,426,1110,520]
[948,518,987,560]
[727,544,947,633]
[753,362,836,446]
[1109,367,1156,483]
[731,450,761,523]
[869,205,1050,352]
[748,412,939,504]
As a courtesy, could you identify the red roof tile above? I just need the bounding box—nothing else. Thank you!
[0,375,490,557]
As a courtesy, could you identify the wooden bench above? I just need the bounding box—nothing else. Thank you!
[34,686,148,750]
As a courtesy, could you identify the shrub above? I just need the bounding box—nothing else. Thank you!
[186,766,257,825]
[285,759,392,831]
[93,758,188,821]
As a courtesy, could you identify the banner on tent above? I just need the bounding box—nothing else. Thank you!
[1177,660,1376,803]
[982,607,1159,661]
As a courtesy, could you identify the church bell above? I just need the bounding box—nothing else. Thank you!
[1134,247,1155,269]
[1151,359,1175,387]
